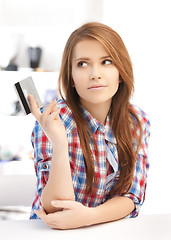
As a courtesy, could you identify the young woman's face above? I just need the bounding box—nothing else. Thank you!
[71,39,120,108]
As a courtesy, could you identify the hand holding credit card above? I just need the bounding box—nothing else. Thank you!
[14,76,43,115]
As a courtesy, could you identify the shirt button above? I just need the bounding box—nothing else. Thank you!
[42,163,48,170]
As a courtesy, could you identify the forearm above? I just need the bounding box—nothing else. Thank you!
[41,146,75,213]
[88,196,135,226]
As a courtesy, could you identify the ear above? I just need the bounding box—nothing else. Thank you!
[119,75,123,83]
[71,77,75,87]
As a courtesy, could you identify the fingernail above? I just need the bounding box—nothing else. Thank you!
[51,200,58,206]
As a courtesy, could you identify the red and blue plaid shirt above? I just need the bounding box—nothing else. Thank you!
[30,99,151,219]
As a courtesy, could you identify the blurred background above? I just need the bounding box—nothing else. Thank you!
[0,0,170,220]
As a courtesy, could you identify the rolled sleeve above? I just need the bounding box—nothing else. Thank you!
[124,154,149,218]
[31,120,53,196]
[30,121,53,219]
[124,117,151,218]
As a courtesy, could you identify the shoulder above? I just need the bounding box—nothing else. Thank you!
[57,99,76,133]
[57,99,72,117]
[130,104,151,136]
[130,104,150,123]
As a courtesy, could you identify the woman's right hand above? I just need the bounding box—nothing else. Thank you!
[28,95,68,149]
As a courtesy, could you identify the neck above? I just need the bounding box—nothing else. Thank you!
[81,100,111,125]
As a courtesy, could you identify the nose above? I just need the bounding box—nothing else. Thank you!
[90,65,102,80]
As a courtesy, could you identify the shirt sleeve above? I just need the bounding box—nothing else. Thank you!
[123,112,151,218]
[31,120,53,197]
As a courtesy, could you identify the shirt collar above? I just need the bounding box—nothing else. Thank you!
[81,105,116,144]
[57,99,116,144]
[81,105,101,134]
[104,116,117,144]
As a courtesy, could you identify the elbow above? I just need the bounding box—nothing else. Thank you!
[41,192,75,214]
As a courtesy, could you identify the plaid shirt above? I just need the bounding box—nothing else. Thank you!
[30,99,151,219]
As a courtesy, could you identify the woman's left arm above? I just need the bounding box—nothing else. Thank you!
[35,196,134,229]
[90,196,135,224]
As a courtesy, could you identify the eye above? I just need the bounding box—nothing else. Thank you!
[102,59,113,65]
[77,61,88,67]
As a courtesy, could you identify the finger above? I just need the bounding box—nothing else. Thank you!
[51,200,77,210]
[43,212,64,227]
[51,101,58,112]
[34,210,43,219]
[28,94,41,121]
[47,224,65,230]
[35,211,48,223]
[38,210,63,228]
[46,223,61,230]
[39,207,47,214]
[46,111,60,122]
[41,100,57,125]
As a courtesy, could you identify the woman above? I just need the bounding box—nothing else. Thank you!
[29,22,151,229]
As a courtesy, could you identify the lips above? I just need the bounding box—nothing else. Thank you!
[88,85,106,89]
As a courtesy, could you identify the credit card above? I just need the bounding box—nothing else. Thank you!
[14,76,43,115]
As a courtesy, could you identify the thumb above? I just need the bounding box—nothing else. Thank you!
[51,200,76,209]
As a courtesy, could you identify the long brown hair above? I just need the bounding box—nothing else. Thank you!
[58,22,142,195]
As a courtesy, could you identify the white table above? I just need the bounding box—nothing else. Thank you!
[1,214,171,240]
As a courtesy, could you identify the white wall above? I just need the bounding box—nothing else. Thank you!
[102,0,171,214]
[0,0,103,71]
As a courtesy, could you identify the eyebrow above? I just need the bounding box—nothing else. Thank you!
[74,56,112,62]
